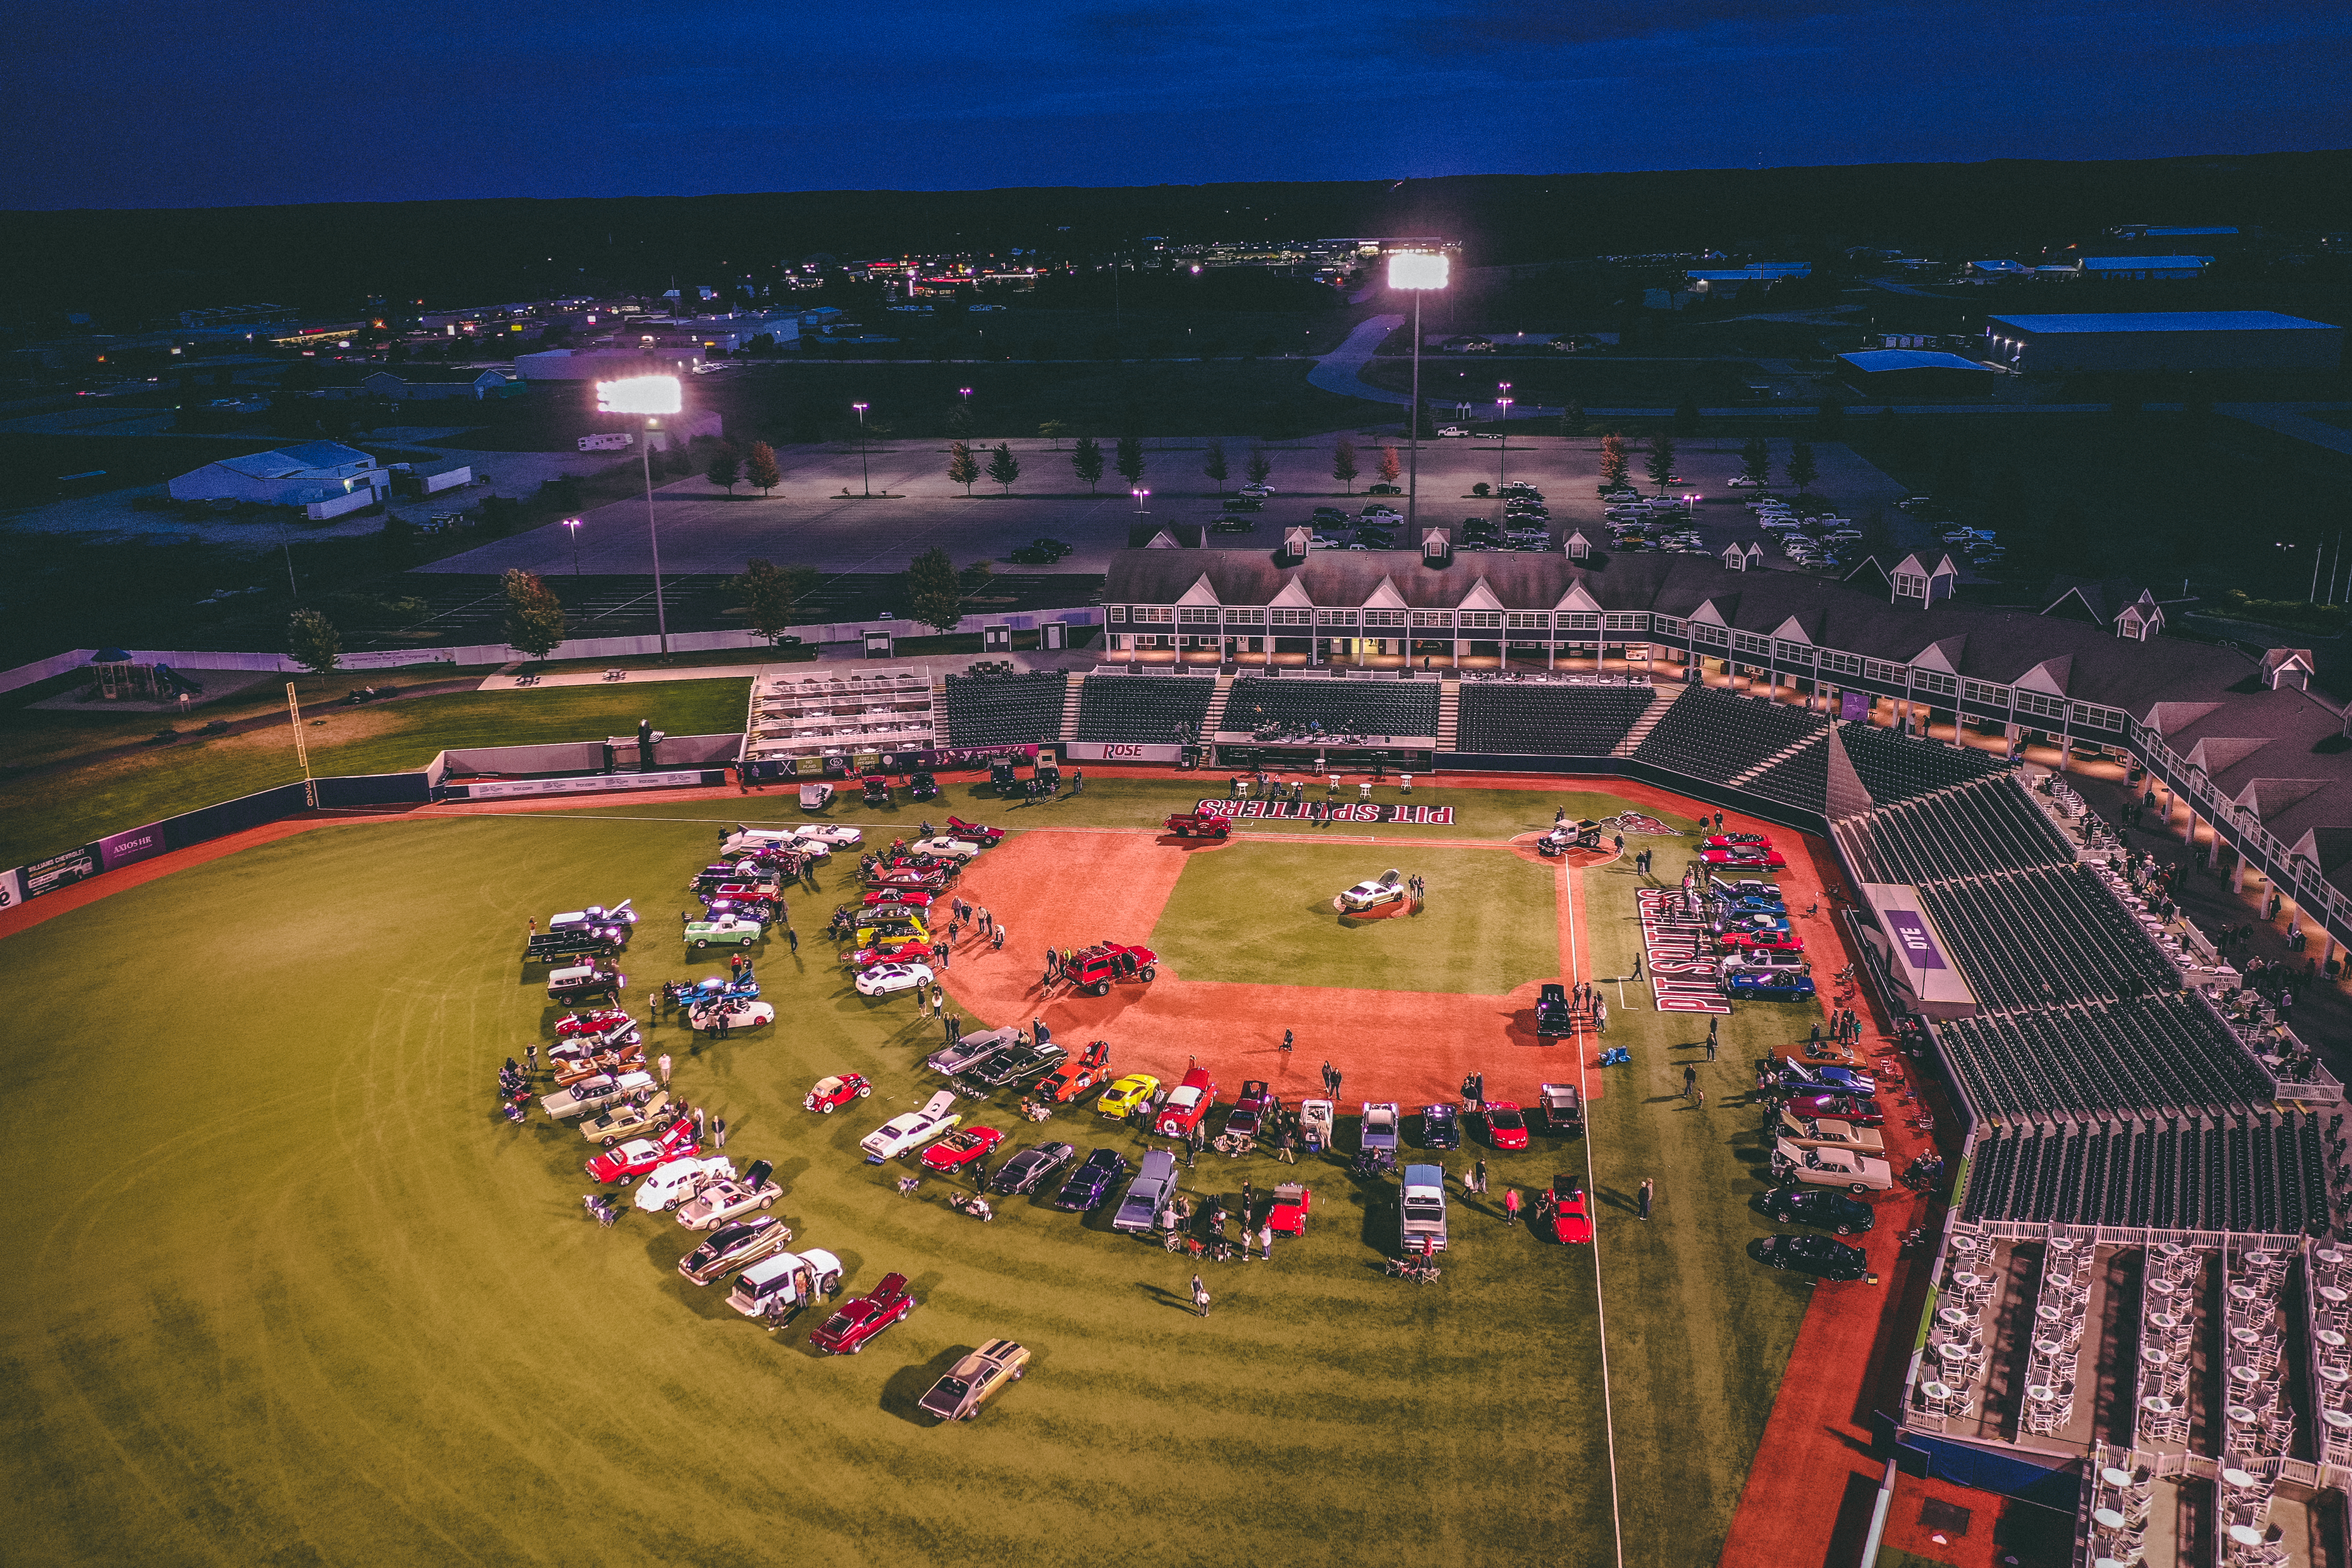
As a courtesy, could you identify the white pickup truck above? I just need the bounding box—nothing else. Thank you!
[1400,1163,1449,1253]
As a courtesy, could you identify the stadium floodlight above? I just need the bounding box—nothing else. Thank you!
[1385,251,1451,543]
[595,375,682,416]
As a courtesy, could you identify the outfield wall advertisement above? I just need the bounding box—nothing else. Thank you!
[0,866,25,908]
[1635,887,1731,1014]
[1194,799,1457,826]
[1067,742,1183,763]
[456,770,716,800]
[24,845,100,898]
[96,823,167,872]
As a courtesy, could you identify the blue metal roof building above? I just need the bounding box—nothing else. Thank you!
[1984,311,2342,374]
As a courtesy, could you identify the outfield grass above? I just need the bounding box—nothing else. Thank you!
[1,784,1814,1566]
[0,679,750,868]
[1150,840,1558,993]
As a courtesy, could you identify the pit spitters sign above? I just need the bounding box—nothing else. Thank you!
[1635,887,1731,1014]
[1194,799,1457,826]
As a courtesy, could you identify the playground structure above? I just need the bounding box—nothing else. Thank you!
[86,649,205,704]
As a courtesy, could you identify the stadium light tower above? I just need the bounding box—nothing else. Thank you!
[597,374,682,654]
[1387,250,1449,536]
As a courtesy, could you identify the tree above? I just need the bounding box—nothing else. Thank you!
[730,558,820,643]
[1378,446,1401,487]
[1599,433,1629,490]
[1645,432,1676,494]
[1038,420,1068,448]
[986,442,1021,495]
[1788,441,1819,496]
[502,568,567,659]
[286,608,341,676]
[1673,395,1701,435]
[1560,402,1586,437]
[746,441,781,496]
[1740,435,1771,487]
[946,441,980,494]
[1246,446,1273,487]
[1202,438,1229,493]
[1332,438,1360,494]
[946,401,975,441]
[706,443,741,493]
[1115,435,1145,488]
[904,546,965,634]
[1072,435,1105,493]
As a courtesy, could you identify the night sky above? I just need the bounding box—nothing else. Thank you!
[7,0,2349,210]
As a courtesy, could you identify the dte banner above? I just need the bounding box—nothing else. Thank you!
[1195,799,1456,826]
[1635,887,1731,1014]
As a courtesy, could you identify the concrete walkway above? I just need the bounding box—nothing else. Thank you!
[475,662,789,692]
[1307,314,1408,407]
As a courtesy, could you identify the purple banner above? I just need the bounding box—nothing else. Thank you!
[96,822,167,872]
[1840,690,1870,722]
[1883,909,1947,971]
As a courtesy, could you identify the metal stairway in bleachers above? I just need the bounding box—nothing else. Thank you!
[1611,683,1682,757]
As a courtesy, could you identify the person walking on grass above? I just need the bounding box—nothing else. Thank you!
[1706,1030,1718,1062]
[1638,1177,1654,1219]
[1683,1064,1697,1101]
[658,1052,673,1087]
[786,926,799,955]
[1503,1187,1522,1225]
[1191,1275,1212,1317]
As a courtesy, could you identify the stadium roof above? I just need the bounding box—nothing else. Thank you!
[1987,311,2339,335]
[1839,350,1992,374]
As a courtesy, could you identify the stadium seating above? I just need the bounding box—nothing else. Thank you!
[1073,675,1215,744]
[942,671,1069,745]
[1959,1114,2326,1234]
[1455,683,1657,756]
[1836,722,2010,808]
[1840,778,2076,885]
[1633,685,1828,780]
[1223,676,1439,740]
[1744,736,1829,812]
[1917,866,2174,1010]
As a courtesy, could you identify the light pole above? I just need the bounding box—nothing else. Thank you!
[1132,487,1151,517]
[1387,251,1450,538]
[564,516,582,575]
[596,374,682,655]
[1494,392,1513,502]
[852,401,871,496]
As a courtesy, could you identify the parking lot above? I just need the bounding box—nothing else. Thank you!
[413,433,1927,579]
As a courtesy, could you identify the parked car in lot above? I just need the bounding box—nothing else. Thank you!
[856,962,935,998]
[1400,1163,1449,1253]
[1785,1092,1884,1126]
[1268,1181,1313,1234]
[1420,1103,1461,1149]
[927,1025,1022,1078]
[1436,426,1469,438]
[861,1089,961,1161]
[677,1160,784,1229]
[1096,1072,1160,1119]
[579,1093,675,1148]
[1336,868,1408,914]
[586,1118,697,1180]
[990,1141,1077,1194]
[804,1073,873,1113]
[1359,1101,1402,1161]
[1760,1186,1875,1234]
[1727,970,1818,1003]
[920,1125,1005,1174]
[677,1213,793,1285]
[1153,1067,1216,1138]
[963,1038,1065,1089]
[918,1338,1029,1421]
[727,1248,843,1320]
[1758,1232,1870,1280]
[1053,1148,1129,1210]
[1113,1149,1179,1233]
[541,1069,655,1121]
[634,1154,734,1213]
[807,1272,916,1355]
[1009,537,1072,564]
[1771,1138,1894,1193]
[1482,1100,1530,1150]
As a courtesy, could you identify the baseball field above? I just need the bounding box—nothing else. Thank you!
[0,775,1845,1567]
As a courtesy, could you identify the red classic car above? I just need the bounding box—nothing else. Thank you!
[1547,1176,1594,1244]
[554,1008,637,1039]
[804,1073,873,1113]
[1482,1101,1530,1151]
[862,888,937,910]
[1703,832,1773,849]
[1153,1066,1216,1138]
[1719,926,1805,953]
[1785,1093,1885,1127]
[945,815,1004,847]
[1268,1182,1312,1235]
[920,1125,1006,1173]
[843,940,937,969]
[806,1272,916,1355]
[1701,845,1788,870]
[585,1118,698,1183]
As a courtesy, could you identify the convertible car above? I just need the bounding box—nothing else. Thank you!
[1548,1177,1594,1244]
[861,1090,962,1161]
[807,1272,917,1356]
[843,940,938,969]
[1785,1092,1884,1126]
[586,1118,698,1182]
[919,1125,1005,1174]
[1719,927,1805,954]
[1725,970,1816,1003]
[688,997,775,1032]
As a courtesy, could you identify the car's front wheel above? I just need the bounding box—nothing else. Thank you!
[1834,1224,1853,1235]
[858,1086,871,1097]
[603,1136,619,1148]
[821,1103,834,1114]
[1137,967,1155,981]
[1850,1184,1868,1194]
[1091,982,1109,997]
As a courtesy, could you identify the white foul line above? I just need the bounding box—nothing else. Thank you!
[1564,861,1627,1568]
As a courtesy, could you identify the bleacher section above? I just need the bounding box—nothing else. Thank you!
[1837,722,2010,807]
[1455,683,1657,756]
[1074,675,1216,744]
[1917,866,2177,1010]
[1939,995,2274,1122]
[1744,736,1829,813]
[942,671,1069,745]
[1223,676,1439,740]
[1633,684,1828,780]
[1841,778,2076,885]
[1961,1114,2327,1234]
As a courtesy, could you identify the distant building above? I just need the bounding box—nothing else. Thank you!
[167,441,385,507]
[1837,349,2000,397]
[362,369,519,401]
[1984,311,2344,374]
[1683,263,1810,294]
[1966,260,2034,277]
[2075,255,2213,282]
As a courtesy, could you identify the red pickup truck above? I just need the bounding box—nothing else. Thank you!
[1163,811,1231,839]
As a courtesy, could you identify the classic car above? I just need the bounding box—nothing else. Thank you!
[549,1038,645,1086]
[727,1248,844,1320]
[634,1155,734,1213]
[1268,1181,1313,1235]
[1719,927,1806,954]
[920,1125,1006,1173]
[843,940,937,969]
[1536,982,1575,1037]
[586,1118,698,1182]
[1112,1150,1179,1233]
[962,1039,1066,1090]
[1784,1093,1884,1126]
[1213,1080,1277,1152]
[855,962,936,998]
[1399,1164,1448,1254]
[1163,810,1232,839]
[917,1338,1030,1421]
[1703,833,1773,849]
[1775,1057,1877,1095]
[1726,971,1817,1003]
[547,964,626,1003]
[861,1089,962,1161]
[804,1074,873,1113]
[1539,1082,1584,1133]
[807,1272,917,1355]
[1702,845,1788,870]
[1420,1103,1461,1150]
[1776,1112,1886,1154]
[554,1007,638,1041]
[677,1213,793,1285]
[1097,1072,1161,1119]
[1758,1232,1870,1281]
[540,1069,655,1121]
[861,888,938,910]
[686,997,775,1032]
[685,914,765,950]
[1154,1068,1217,1138]
[989,1141,1077,1194]
[1064,943,1157,995]
[676,1160,782,1229]
[1482,1101,1530,1150]
[1038,1039,1113,1103]
[908,837,983,861]
[1770,1138,1894,1193]
[1360,1101,1402,1158]
[795,822,864,847]
[579,1091,674,1147]
[944,816,1004,846]
[1548,1176,1594,1244]
[927,1026,1024,1079]
[1335,869,1408,914]
[1052,1148,1130,1210]
[1720,949,1810,976]
[1760,1185,1876,1234]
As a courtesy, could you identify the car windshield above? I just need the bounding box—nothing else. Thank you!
[1489,1109,1525,1129]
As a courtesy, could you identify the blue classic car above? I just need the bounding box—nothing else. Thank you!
[1725,970,1816,1002]
[1053,1148,1130,1211]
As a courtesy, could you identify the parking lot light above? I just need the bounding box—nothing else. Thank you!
[1132,487,1151,516]
[1387,251,1450,538]
[596,375,682,653]
[564,516,582,576]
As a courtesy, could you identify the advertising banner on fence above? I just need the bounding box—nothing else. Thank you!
[0,865,26,910]
[459,770,714,800]
[96,822,167,872]
[24,844,101,898]
[1635,887,1730,1014]
[824,744,1041,776]
[1194,799,1457,826]
[1067,742,1183,764]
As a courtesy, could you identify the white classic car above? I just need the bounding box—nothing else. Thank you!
[635,1155,735,1213]
[1335,869,1408,914]
[687,997,775,1032]
[860,1089,961,1161]
[794,823,863,848]
[677,1159,784,1229]
[1770,1137,1894,1193]
[855,962,935,998]
[907,836,983,861]
[540,1069,655,1121]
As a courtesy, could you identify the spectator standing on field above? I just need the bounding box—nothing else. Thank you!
[1191,1275,1212,1317]
[1638,1177,1654,1219]
[658,1052,673,1086]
